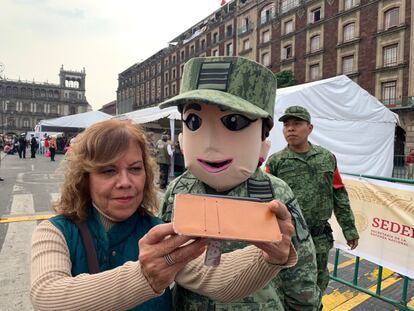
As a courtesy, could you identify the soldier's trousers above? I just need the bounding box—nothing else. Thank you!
[313,233,334,295]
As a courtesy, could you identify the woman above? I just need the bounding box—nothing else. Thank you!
[31,119,297,311]
[48,136,57,161]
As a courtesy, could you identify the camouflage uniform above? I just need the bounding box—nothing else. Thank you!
[161,168,321,311]
[266,143,359,294]
[159,57,321,310]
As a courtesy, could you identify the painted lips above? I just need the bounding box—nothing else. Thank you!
[197,159,233,173]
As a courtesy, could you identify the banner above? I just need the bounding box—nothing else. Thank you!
[331,175,414,278]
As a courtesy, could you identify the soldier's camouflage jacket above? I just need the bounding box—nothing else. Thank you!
[266,143,359,254]
[161,167,321,311]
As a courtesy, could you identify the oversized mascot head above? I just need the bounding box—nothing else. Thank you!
[160,57,277,192]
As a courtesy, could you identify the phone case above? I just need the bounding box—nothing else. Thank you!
[172,194,282,242]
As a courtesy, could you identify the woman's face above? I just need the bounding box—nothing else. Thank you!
[89,142,146,222]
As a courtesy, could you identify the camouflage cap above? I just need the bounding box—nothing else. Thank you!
[159,56,277,127]
[278,106,311,123]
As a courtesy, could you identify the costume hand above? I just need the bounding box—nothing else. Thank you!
[251,200,294,265]
[347,239,359,250]
[139,223,207,293]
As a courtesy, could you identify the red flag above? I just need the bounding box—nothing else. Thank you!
[333,167,345,189]
[221,0,227,6]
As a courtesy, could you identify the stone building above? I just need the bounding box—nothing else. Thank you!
[0,66,89,135]
[99,100,117,116]
[117,0,414,153]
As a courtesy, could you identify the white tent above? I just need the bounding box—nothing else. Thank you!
[114,106,180,124]
[36,110,112,132]
[268,75,399,177]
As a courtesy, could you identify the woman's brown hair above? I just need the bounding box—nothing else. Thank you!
[53,119,159,221]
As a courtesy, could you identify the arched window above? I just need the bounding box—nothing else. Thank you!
[343,23,355,42]
[310,35,320,52]
[384,7,399,29]
[261,52,270,67]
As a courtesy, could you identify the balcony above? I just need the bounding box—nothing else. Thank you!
[238,23,254,36]
[382,96,414,110]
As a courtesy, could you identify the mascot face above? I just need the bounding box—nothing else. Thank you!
[179,103,268,192]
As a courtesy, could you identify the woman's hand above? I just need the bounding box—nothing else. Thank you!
[251,200,295,265]
[139,223,207,293]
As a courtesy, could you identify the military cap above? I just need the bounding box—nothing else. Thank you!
[159,56,277,127]
[278,106,311,123]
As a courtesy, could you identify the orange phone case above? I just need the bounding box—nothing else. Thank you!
[172,194,282,243]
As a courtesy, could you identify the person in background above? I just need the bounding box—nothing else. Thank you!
[49,136,57,162]
[0,136,4,181]
[30,119,297,311]
[30,134,38,158]
[405,149,414,179]
[18,133,27,159]
[266,105,359,304]
[156,133,173,189]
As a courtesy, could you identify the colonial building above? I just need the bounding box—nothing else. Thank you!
[0,66,89,135]
[117,0,414,152]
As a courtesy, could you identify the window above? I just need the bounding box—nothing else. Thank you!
[383,44,398,66]
[309,64,320,80]
[190,45,195,55]
[260,5,273,24]
[242,17,249,33]
[201,39,206,50]
[180,64,184,77]
[213,32,219,44]
[181,50,185,61]
[381,81,396,105]
[226,43,233,56]
[310,7,321,23]
[284,20,294,34]
[344,0,354,10]
[243,38,250,51]
[384,8,399,29]
[342,55,354,74]
[343,23,355,42]
[262,30,270,43]
[281,0,299,13]
[212,49,219,56]
[283,44,293,59]
[261,52,270,67]
[172,68,176,79]
[172,83,176,95]
[226,25,233,37]
[23,119,30,128]
[310,35,320,52]
[164,71,169,82]
[164,86,169,98]
[172,55,176,64]
[165,59,169,67]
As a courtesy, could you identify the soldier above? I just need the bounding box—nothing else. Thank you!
[156,133,173,189]
[266,105,359,299]
[160,57,321,310]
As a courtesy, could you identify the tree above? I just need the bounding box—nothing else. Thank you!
[275,70,296,89]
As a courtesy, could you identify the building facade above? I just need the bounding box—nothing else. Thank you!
[117,0,414,152]
[99,100,117,116]
[0,66,89,135]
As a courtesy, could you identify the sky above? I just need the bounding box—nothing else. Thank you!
[0,0,222,111]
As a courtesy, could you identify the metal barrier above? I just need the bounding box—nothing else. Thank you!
[330,248,413,310]
[330,172,414,310]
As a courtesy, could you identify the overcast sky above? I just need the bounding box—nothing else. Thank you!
[1,0,221,111]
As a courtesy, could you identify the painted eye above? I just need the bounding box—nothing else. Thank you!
[184,113,202,131]
[221,114,255,131]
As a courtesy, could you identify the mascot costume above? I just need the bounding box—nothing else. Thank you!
[160,56,321,310]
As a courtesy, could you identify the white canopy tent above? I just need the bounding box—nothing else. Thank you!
[36,110,112,132]
[268,75,399,177]
[114,106,180,124]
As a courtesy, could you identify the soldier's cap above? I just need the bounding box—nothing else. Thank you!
[278,106,311,123]
[159,56,277,128]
